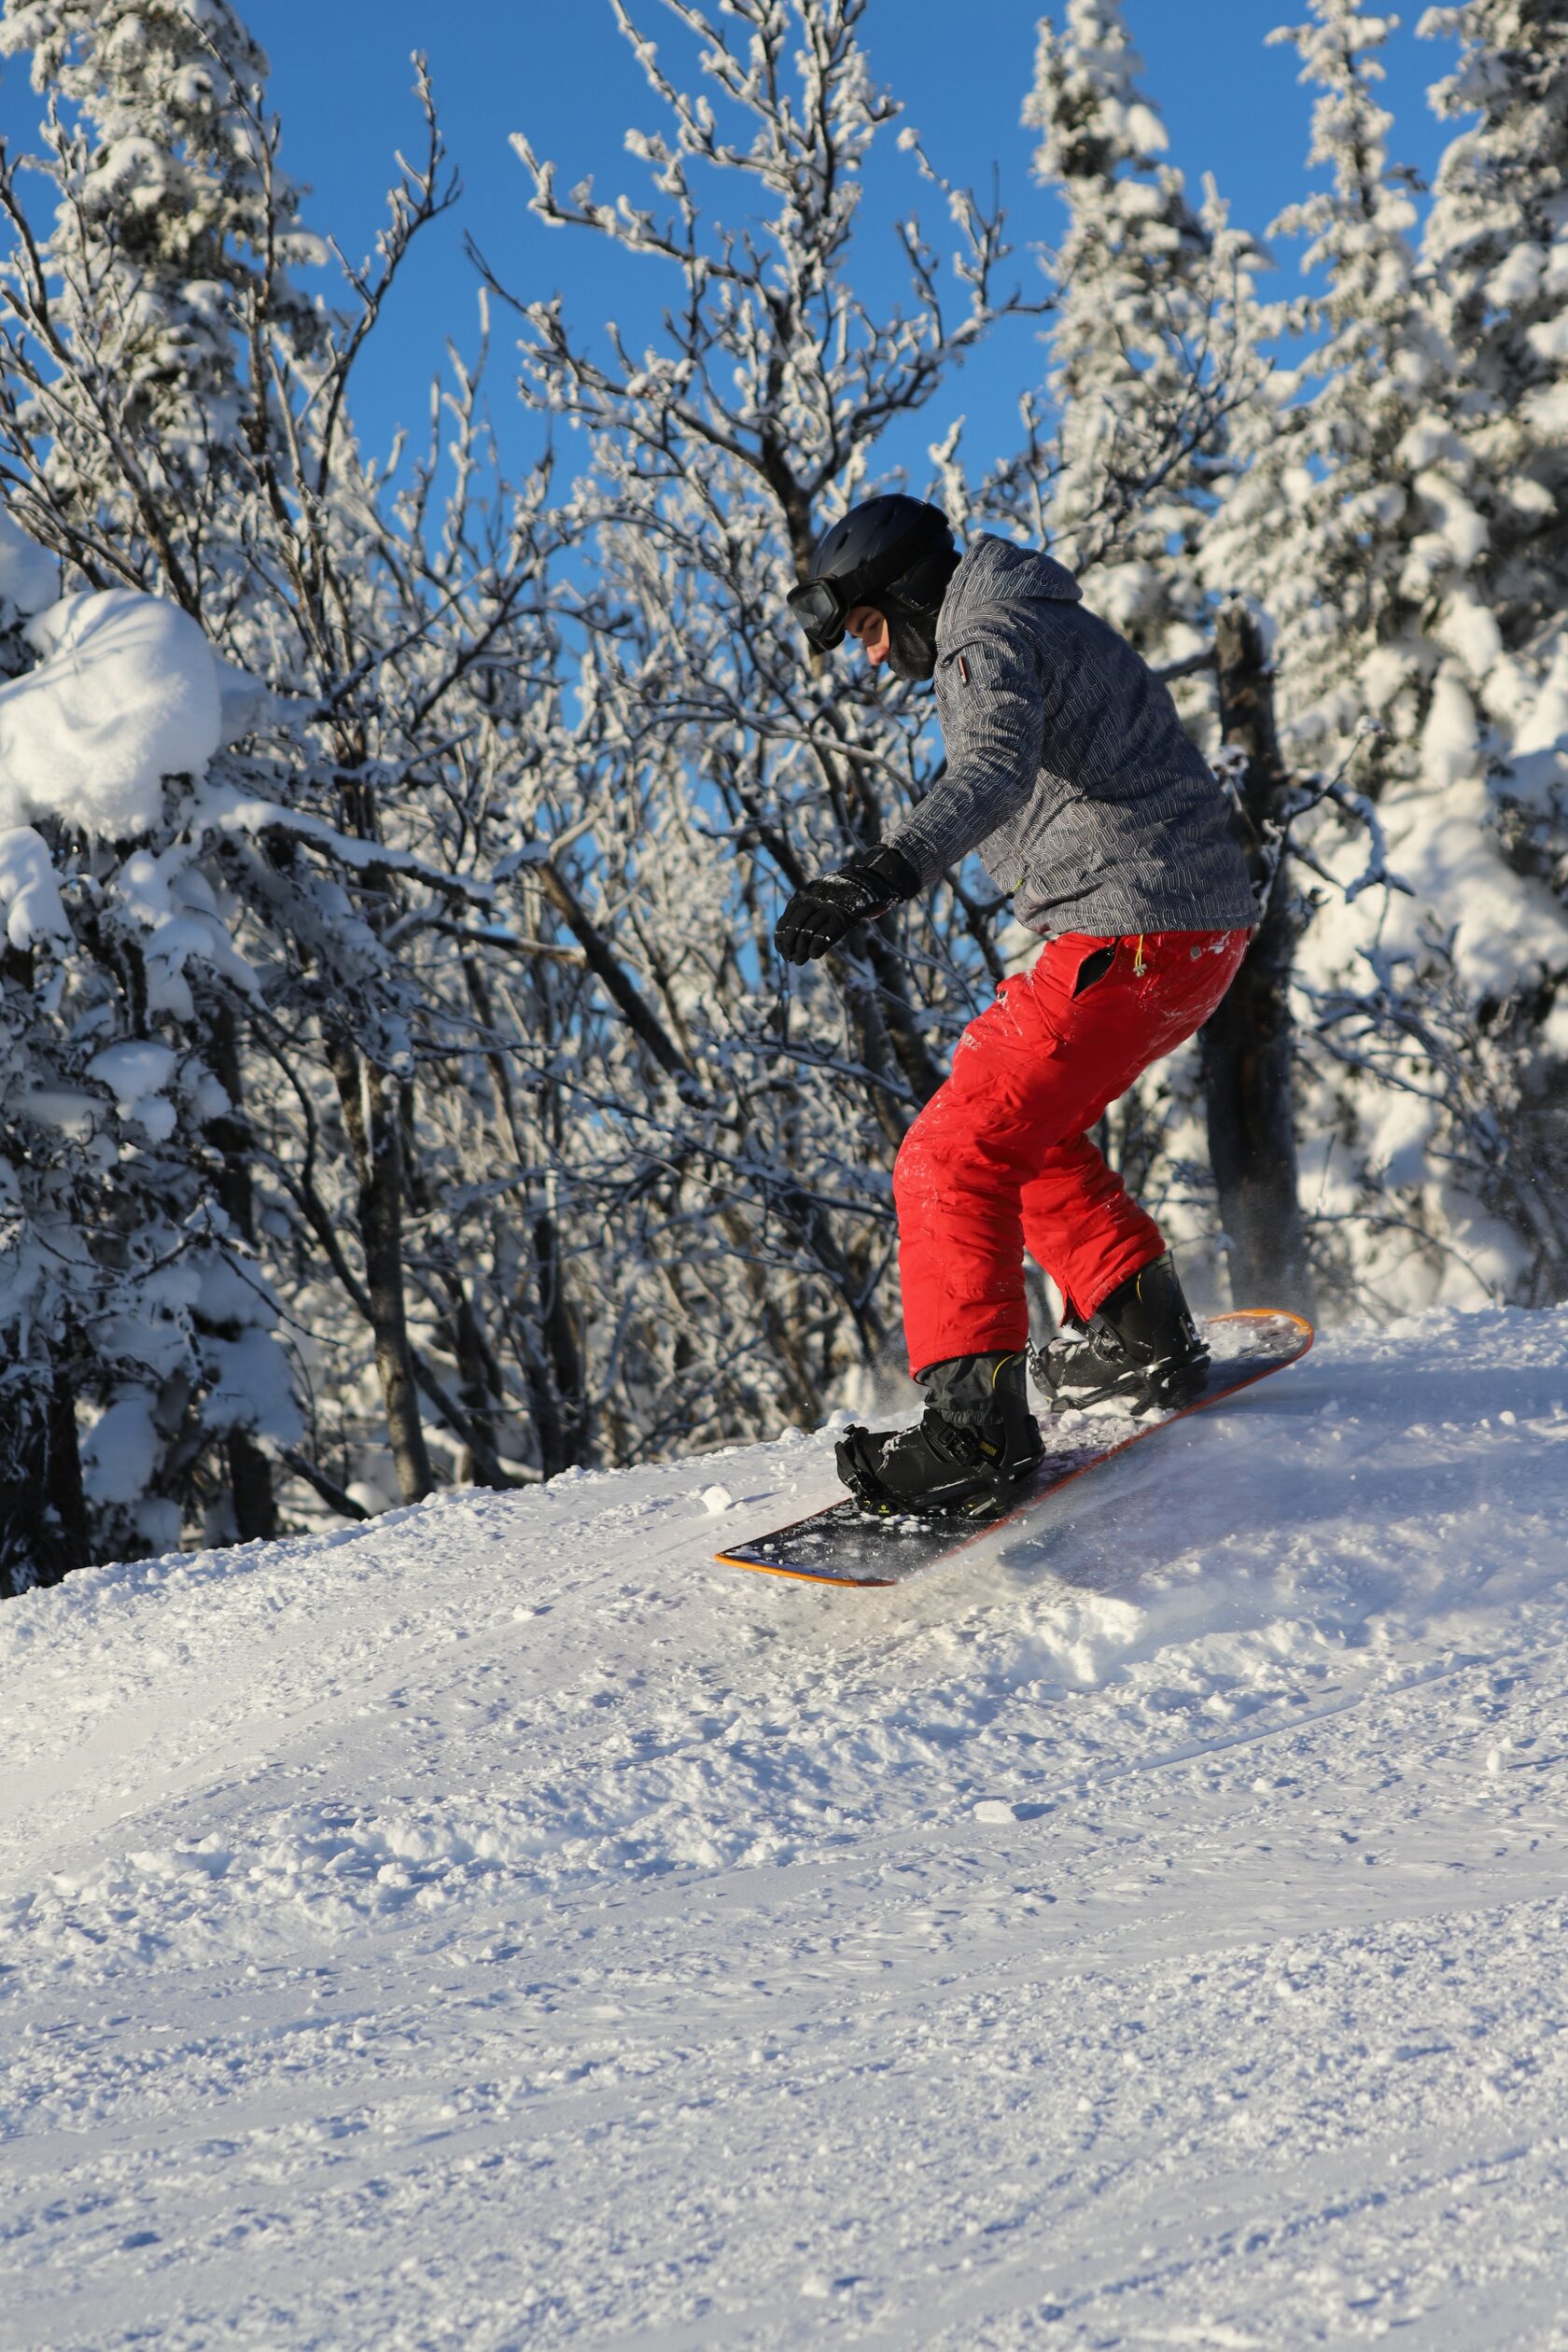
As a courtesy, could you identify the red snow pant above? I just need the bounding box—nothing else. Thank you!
[894,928,1251,1374]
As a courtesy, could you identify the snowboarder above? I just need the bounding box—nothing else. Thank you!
[777,495,1259,1514]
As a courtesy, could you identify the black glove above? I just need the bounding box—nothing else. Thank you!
[774,845,920,966]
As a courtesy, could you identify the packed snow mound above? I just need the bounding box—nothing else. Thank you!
[5,1306,1568,2349]
[0,589,258,838]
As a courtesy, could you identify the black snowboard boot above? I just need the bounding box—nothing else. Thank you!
[836,1350,1044,1517]
[1031,1254,1208,1416]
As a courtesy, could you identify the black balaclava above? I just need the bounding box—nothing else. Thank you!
[879,541,963,681]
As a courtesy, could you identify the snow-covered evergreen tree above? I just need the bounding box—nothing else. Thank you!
[0,2,590,1572]
[1200,0,1568,1309]
[0,550,305,1579]
[0,0,324,604]
[0,0,324,1572]
[1203,0,1564,847]
[1023,0,1268,686]
[1404,0,1568,1293]
[1200,3,1437,775]
[1416,1,1568,946]
[1420,2,1568,675]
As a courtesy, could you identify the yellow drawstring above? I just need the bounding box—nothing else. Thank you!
[1133,933,1146,975]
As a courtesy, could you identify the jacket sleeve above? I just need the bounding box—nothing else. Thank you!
[882,611,1049,888]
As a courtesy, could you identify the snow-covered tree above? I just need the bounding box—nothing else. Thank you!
[0,2,598,1574]
[0,0,323,1570]
[1420,1,1568,675]
[1200,2,1440,776]
[0,0,324,609]
[1417,2,1568,939]
[1023,0,1269,686]
[1199,0,1568,1309]
[1389,0,1568,1295]
[0,558,304,1582]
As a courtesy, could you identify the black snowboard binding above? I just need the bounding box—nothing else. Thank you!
[1030,1253,1209,1417]
[836,1350,1043,1518]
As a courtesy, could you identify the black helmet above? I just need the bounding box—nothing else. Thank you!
[787,495,957,652]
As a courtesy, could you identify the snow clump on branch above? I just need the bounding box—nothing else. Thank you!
[0,589,257,838]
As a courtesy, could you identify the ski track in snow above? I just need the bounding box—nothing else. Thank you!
[4,1307,1568,2350]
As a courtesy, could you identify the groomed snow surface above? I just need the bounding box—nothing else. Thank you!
[5,1307,1568,2351]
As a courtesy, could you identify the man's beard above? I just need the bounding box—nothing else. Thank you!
[885,607,939,682]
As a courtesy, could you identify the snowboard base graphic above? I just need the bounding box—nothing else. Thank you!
[716,1309,1314,1589]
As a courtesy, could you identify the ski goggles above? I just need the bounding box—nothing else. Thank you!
[786,573,856,652]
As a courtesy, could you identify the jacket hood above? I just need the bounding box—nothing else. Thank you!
[940,535,1083,639]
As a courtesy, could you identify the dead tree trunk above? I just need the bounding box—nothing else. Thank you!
[1198,601,1317,1318]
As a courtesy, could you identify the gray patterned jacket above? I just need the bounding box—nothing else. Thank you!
[883,536,1257,940]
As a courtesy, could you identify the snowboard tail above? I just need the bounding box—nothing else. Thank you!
[716,1309,1313,1590]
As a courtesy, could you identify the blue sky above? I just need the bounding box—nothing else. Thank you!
[1,2,1461,492]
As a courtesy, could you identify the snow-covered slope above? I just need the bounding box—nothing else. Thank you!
[5,1308,1568,2350]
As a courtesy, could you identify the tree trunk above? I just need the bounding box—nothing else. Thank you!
[329,1037,435,1503]
[0,1361,88,1595]
[440,1274,514,1490]
[1198,602,1317,1318]
[226,1432,278,1543]
[530,1208,587,1477]
[206,1001,278,1541]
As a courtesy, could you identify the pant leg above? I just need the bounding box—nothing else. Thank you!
[1018,1135,1164,1325]
[894,927,1250,1372]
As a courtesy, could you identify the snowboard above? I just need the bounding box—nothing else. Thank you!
[715,1308,1314,1589]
